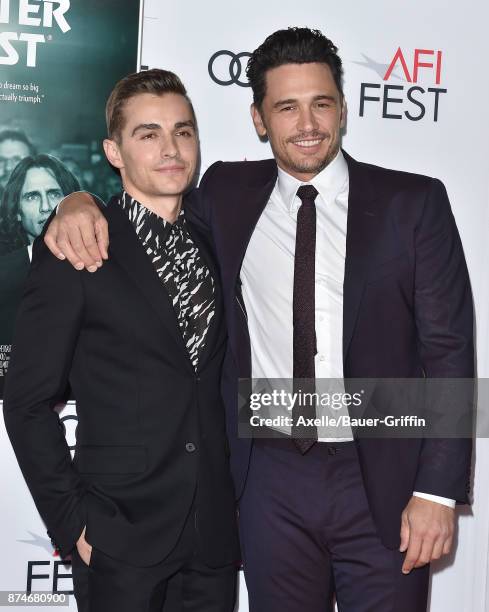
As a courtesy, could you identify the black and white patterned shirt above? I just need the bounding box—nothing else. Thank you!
[120,191,215,370]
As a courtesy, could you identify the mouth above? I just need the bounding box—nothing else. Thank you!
[293,138,323,147]
[289,136,326,154]
[155,165,186,174]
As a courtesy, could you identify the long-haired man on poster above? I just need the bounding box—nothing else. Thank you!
[3,70,239,612]
[39,28,473,612]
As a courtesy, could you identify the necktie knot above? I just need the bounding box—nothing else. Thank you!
[296,184,318,205]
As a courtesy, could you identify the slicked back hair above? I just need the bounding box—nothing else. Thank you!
[246,27,344,109]
[106,68,196,142]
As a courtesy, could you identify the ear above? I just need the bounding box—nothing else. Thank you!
[250,103,267,138]
[340,99,347,129]
[103,138,124,170]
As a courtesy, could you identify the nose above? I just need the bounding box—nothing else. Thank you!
[39,193,52,213]
[297,106,319,133]
[160,134,178,159]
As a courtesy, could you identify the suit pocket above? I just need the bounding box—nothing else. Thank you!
[79,545,95,569]
[75,445,147,474]
[367,252,409,285]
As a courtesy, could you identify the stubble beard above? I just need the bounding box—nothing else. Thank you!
[284,138,340,177]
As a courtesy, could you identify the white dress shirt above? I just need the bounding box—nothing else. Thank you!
[240,150,454,508]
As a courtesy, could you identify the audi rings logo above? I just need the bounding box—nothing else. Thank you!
[208,50,252,87]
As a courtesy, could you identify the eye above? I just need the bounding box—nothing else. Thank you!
[23,192,40,202]
[280,106,295,112]
[141,132,156,140]
[316,100,335,109]
[176,130,193,137]
[48,189,63,200]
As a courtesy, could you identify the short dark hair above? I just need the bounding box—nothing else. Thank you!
[0,129,35,155]
[0,154,79,251]
[106,68,196,142]
[246,27,344,109]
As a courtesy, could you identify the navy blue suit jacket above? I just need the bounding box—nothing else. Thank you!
[185,150,474,549]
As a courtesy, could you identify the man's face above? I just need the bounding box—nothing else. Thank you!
[251,62,346,181]
[104,92,198,204]
[17,167,64,243]
[0,139,31,187]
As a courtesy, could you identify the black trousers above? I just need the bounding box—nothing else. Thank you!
[71,503,237,612]
[239,439,430,612]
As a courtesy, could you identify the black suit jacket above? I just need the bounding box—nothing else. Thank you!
[185,150,474,549]
[3,196,239,566]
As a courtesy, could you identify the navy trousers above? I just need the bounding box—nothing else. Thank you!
[239,439,430,612]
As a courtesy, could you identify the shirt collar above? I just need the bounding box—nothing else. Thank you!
[120,190,185,236]
[276,149,349,213]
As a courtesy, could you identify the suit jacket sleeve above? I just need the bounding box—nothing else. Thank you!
[3,237,87,556]
[413,178,474,502]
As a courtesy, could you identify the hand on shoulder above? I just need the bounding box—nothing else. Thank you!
[44,192,109,272]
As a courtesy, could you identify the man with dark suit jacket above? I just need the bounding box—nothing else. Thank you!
[42,29,473,612]
[3,69,239,612]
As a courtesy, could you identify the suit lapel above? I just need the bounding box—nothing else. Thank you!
[214,154,381,373]
[217,162,277,374]
[105,197,194,373]
[223,161,278,288]
[222,153,381,369]
[342,151,381,363]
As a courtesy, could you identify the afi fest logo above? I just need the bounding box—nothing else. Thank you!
[0,0,71,68]
[18,532,74,593]
[358,48,447,122]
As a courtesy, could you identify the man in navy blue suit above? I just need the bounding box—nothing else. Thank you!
[43,28,473,612]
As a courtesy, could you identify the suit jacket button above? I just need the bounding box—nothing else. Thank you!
[186,442,196,453]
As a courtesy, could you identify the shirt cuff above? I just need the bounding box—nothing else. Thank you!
[412,491,456,508]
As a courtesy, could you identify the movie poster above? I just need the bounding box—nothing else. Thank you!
[0,0,142,394]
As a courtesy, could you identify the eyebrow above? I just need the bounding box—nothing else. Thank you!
[22,186,62,200]
[131,123,161,136]
[131,120,196,136]
[273,95,337,109]
[175,120,195,130]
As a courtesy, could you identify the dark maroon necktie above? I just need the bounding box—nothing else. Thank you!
[292,184,319,453]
